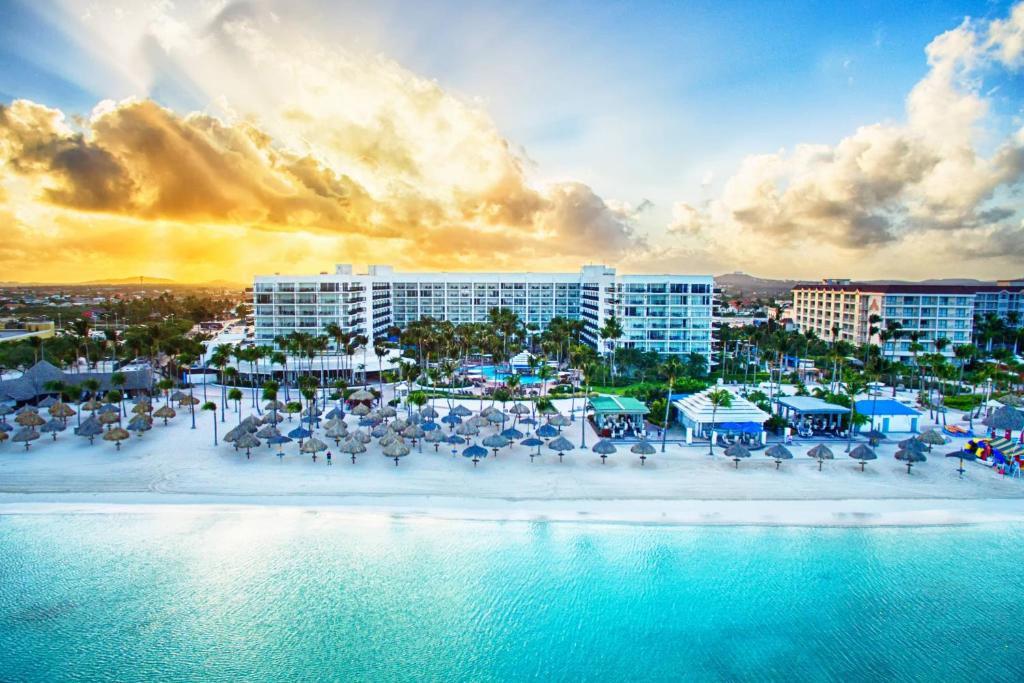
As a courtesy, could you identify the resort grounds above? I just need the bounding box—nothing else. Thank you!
[2,385,1024,527]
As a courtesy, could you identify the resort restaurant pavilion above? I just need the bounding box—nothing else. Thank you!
[775,396,850,436]
[588,396,650,439]
[672,387,770,445]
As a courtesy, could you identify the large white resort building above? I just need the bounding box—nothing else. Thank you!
[253,265,715,357]
[792,278,1024,362]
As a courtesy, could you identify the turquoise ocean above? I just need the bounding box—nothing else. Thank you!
[1,510,1021,682]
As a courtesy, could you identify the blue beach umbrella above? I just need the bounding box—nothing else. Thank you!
[441,414,462,426]
[501,427,524,440]
[463,443,487,466]
[519,417,537,425]
[536,424,559,439]
[422,421,440,432]
[520,436,544,462]
[446,434,466,445]
[268,433,293,459]
[287,426,312,443]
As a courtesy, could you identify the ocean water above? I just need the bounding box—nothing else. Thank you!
[1,511,1022,683]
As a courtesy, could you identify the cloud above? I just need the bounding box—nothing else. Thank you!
[667,2,1024,271]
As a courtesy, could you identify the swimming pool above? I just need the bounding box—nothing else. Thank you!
[468,364,545,385]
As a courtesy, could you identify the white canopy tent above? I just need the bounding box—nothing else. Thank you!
[672,388,770,444]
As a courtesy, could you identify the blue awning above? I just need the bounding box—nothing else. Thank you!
[718,421,762,434]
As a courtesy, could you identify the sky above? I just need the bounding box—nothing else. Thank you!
[0,0,1022,283]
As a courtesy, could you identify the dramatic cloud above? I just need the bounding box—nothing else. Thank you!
[668,2,1024,273]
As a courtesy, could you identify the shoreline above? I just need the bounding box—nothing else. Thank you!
[4,494,1024,528]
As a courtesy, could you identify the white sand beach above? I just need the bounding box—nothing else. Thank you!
[2,393,1023,526]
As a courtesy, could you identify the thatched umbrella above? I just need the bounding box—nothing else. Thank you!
[765,444,793,469]
[235,432,261,458]
[383,440,411,466]
[592,439,617,464]
[268,433,292,457]
[325,425,349,445]
[265,400,286,412]
[451,405,473,418]
[48,402,76,420]
[261,411,284,424]
[40,418,66,440]
[287,426,311,446]
[98,411,121,428]
[520,436,543,462]
[0,403,13,421]
[848,444,877,472]
[389,417,409,432]
[895,448,926,474]
[537,402,559,416]
[807,444,834,471]
[996,394,1023,408]
[350,403,371,417]
[379,406,398,419]
[153,405,176,425]
[16,405,38,416]
[0,421,10,433]
[75,417,104,444]
[324,406,345,420]
[462,443,487,467]
[351,429,371,444]
[339,437,366,463]
[301,406,322,419]
[862,430,887,446]
[131,402,152,415]
[16,411,45,428]
[480,406,499,418]
[510,403,531,416]
[350,389,375,402]
[98,403,119,415]
[38,396,58,408]
[468,415,490,429]
[548,414,571,428]
[916,429,948,451]
[500,427,524,441]
[486,411,506,426]
[424,428,446,451]
[255,424,280,440]
[81,399,102,412]
[240,415,261,432]
[455,422,479,437]
[420,405,439,419]
[984,406,1024,432]
[370,424,389,439]
[548,435,574,463]
[536,423,559,439]
[103,427,130,451]
[223,425,245,444]
[945,449,977,478]
[12,427,40,450]
[322,417,344,431]
[482,433,510,457]
[0,431,7,445]
[126,418,152,436]
[724,443,751,468]
[379,431,401,448]
[169,390,188,402]
[300,437,328,460]
[630,439,656,466]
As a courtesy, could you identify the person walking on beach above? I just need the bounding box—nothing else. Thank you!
[326,451,332,466]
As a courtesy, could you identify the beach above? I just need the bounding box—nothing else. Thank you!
[2,393,1023,527]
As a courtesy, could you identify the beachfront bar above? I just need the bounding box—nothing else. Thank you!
[776,396,850,437]
[589,396,650,438]
[672,388,769,445]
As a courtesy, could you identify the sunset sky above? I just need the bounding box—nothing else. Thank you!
[1,0,1023,283]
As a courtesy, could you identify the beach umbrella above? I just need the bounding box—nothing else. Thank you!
[548,435,574,462]
[724,443,751,468]
[848,444,877,472]
[287,426,312,444]
[500,427,524,441]
[301,406,322,418]
[548,414,571,428]
[350,389,376,402]
[519,417,537,426]
[324,406,345,420]
[12,427,40,450]
[996,394,1023,408]
[179,395,200,407]
[370,424,388,439]
[103,426,130,451]
[340,437,366,463]
[807,444,834,471]
[379,431,400,448]
[240,415,261,432]
[358,416,379,428]
[40,418,66,440]
[0,403,13,420]
[325,425,349,445]
[421,421,440,432]
[536,423,559,439]
[383,440,411,466]
[38,396,58,408]
[16,411,45,428]
[223,425,245,444]
[510,403,531,415]
[462,443,487,466]
[256,424,280,439]
[153,405,176,424]
[16,406,38,416]
[424,428,446,451]
[0,421,11,432]
[389,417,409,432]
[898,437,928,455]
[486,411,507,425]
[862,430,887,446]
[131,402,152,415]
[350,403,370,416]
[630,439,656,466]
[984,406,1024,431]
[538,402,559,415]
[945,449,978,478]
[98,403,119,415]
[268,433,292,457]
[261,411,284,424]
[48,402,76,419]
[592,439,617,464]
[480,406,499,417]
[468,415,490,428]
[351,429,371,444]
[81,399,102,412]
[455,422,479,437]
[895,448,927,474]
[917,429,948,450]
[75,417,104,444]
[408,409,424,424]
[765,444,793,469]
[446,434,467,445]
[322,417,345,431]
[300,437,328,457]
[0,431,7,445]
[124,419,150,436]
[520,436,544,462]
[128,413,153,427]
[482,433,510,457]
[264,400,286,411]
[451,405,473,417]
[440,414,463,427]
[420,406,439,419]
[235,432,261,458]
[98,411,121,427]
[169,391,188,402]
[379,406,398,419]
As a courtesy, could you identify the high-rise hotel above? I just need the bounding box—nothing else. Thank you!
[253,265,714,357]
[792,278,1024,361]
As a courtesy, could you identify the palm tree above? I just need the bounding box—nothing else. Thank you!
[110,371,127,416]
[707,389,732,456]
[228,387,243,422]
[660,356,684,452]
[841,375,867,453]
[202,401,218,445]
[954,344,977,396]
[599,316,624,380]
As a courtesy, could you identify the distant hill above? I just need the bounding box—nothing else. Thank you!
[78,276,177,285]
